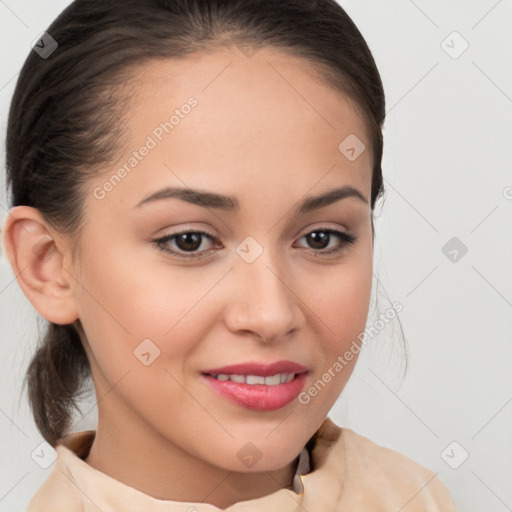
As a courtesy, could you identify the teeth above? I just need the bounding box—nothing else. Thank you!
[212,373,296,385]
[264,374,281,386]
[246,375,265,385]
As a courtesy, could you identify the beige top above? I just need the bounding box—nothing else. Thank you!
[26,417,457,511]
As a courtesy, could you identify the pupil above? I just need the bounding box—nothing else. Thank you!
[307,231,329,250]
[177,233,201,251]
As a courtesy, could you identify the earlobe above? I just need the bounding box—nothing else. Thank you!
[2,206,79,324]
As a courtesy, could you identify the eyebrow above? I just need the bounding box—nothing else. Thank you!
[135,184,368,214]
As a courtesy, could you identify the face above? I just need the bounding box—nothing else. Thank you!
[68,45,374,472]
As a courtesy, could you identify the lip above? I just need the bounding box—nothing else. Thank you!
[200,360,309,411]
[201,360,309,377]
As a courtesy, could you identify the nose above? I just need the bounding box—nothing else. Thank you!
[223,248,305,343]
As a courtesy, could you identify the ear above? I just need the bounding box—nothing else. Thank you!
[2,206,79,324]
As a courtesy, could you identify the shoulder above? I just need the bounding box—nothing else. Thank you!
[339,426,457,511]
[25,454,83,511]
[26,431,95,511]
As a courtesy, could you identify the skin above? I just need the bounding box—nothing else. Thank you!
[4,45,374,507]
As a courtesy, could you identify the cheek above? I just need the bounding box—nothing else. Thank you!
[298,244,372,409]
[296,254,372,416]
[306,249,373,347]
[73,244,222,374]
[73,255,210,423]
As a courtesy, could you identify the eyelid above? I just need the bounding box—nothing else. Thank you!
[162,225,217,238]
[295,222,349,238]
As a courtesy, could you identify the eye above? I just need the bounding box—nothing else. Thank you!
[152,226,357,261]
[295,227,357,255]
[152,229,220,260]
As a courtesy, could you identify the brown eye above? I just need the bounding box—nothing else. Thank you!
[153,230,220,259]
[175,232,203,252]
[296,228,356,254]
[305,231,330,250]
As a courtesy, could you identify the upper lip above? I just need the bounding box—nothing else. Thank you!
[201,360,309,376]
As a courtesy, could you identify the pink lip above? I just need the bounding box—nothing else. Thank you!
[200,360,309,411]
[201,360,309,376]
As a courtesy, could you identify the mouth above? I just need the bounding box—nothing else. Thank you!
[203,372,298,385]
[200,360,309,411]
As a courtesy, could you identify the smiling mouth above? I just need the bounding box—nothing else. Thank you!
[200,362,309,411]
[202,372,298,385]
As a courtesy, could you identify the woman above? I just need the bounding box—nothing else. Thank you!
[3,0,456,509]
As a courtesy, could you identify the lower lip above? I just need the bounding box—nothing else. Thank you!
[201,373,308,411]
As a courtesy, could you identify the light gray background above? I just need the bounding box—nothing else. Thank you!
[1,1,511,510]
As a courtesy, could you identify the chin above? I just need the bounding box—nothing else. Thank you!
[204,434,305,474]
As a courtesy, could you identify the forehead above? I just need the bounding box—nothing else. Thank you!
[126,45,370,140]
[93,46,372,207]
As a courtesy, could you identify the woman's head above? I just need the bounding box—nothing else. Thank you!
[3,0,386,475]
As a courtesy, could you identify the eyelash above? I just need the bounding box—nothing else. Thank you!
[152,227,357,260]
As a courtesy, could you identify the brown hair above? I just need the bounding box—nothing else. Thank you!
[6,0,389,447]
